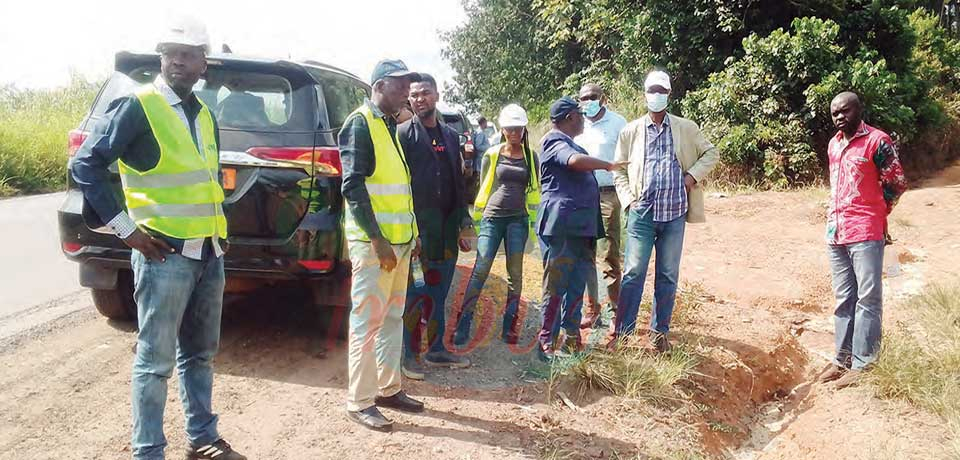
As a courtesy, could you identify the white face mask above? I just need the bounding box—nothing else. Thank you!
[645,92,669,113]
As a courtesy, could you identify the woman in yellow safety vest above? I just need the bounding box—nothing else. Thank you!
[452,104,540,347]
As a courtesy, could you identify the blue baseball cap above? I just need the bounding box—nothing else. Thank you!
[370,59,422,85]
[549,96,584,122]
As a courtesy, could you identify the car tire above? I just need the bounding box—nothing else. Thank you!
[91,270,137,322]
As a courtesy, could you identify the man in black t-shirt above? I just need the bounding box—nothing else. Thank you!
[397,74,476,378]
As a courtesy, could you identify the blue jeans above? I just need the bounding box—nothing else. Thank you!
[828,240,884,370]
[130,251,224,459]
[537,235,595,351]
[403,255,458,357]
[454,215,528,346]
[616,210,686,336]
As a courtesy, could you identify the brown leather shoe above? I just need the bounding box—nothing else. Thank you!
[580,303,601,329]
[817,363,847,383]
[832,369,864,389]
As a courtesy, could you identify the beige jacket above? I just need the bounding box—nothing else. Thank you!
[612,113,719,223]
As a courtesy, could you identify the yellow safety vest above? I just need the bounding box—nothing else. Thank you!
[472,143,541,233]
[342,104,417,244]
[119,84,227,240]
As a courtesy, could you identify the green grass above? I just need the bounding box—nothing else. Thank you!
[869,284,960,458]
[0,77,99,197]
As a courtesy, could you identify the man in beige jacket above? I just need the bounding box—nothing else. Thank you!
[611,70,718,352]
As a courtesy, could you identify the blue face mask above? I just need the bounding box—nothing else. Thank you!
[582,99,602,118]
[646,93,669,113]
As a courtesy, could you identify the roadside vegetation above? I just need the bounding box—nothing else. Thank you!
[0,77,99,197]
[444,1,960,188]
[541,284,706,402]
[870,284,960,458]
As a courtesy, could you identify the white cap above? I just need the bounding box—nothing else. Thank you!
[157,16,210,53]
[498,104,528,128]
[644,70,671,92]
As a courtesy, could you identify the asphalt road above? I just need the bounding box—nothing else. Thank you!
[0,192,86,338]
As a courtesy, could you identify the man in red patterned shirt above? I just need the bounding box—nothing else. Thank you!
[819,92,907,388]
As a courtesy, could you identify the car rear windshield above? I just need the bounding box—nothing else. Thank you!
[92,66,317,132]
[306,68,369,131]
[443,114,468,135]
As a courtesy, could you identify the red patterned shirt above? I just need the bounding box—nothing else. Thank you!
[826,122,907,245]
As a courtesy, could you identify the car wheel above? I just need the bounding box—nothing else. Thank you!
[91,270,137,321]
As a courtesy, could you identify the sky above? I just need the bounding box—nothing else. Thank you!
[0,0,466,93]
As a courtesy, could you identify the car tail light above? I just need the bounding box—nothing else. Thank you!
[246,147,341,176]
[62,242,83,253]
[298,260,334,271]
[67,130,87,157]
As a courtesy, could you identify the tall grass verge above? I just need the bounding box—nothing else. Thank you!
[870,284,960,458]
[0,76,99,197]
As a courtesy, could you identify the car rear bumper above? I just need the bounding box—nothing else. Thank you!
[58,190,347,282]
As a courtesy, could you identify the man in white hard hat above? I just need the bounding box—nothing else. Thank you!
[70,17,247,460]
[611,70,718,353]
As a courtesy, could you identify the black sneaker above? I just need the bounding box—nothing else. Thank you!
[347,406,393,432]
[423,350,471,368]
[375,390,425,413]
[185,439,247,460]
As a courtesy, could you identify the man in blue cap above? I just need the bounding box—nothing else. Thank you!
[537,96,626,358]
[339,59,424,431]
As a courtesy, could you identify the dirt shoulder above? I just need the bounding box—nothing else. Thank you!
[1,165,958,459]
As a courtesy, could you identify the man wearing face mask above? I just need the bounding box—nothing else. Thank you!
[574,83,628,331]
[611,70,719,353]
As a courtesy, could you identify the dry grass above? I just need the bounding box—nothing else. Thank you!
[565,339,699,402]
[869,284,960,458]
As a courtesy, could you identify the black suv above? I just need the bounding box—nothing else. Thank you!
[59,51,370,321]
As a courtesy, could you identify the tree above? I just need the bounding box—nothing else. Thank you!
[442,0,573,119]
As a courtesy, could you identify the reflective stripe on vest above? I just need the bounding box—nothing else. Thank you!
[119,84,227,240]
[342,104,417,244]
[471,143,541,232]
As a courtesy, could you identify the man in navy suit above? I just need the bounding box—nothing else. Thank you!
[398,73,476,377]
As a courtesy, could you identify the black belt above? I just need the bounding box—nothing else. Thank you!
[599,186,616,192]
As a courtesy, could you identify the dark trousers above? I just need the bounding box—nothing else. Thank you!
[537,235,596,351]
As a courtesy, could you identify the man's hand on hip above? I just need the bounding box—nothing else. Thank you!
[372,236,398,272]
[123,229,174,262]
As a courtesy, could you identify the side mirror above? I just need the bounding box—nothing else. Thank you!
[458,134,468,147]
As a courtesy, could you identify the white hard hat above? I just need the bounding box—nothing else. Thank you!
[156,16,210,53]
[498,104,528,128]
[644,70,671,92]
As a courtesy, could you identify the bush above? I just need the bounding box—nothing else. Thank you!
[682,17,844,188]
[0,76,99,196]
[685,9,960,187]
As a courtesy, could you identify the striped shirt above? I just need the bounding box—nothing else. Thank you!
[635,115,687,222]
